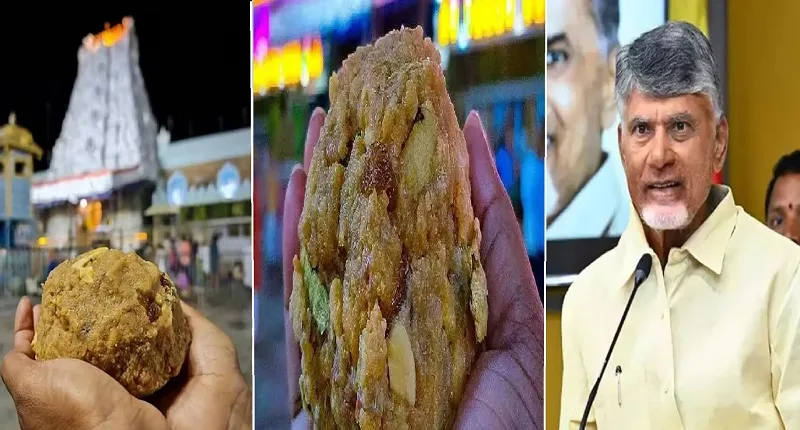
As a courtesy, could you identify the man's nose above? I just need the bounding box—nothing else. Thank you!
[646,131,676,170]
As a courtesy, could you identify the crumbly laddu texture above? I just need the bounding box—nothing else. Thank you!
[32,247,191,398]
[290,26,488,429]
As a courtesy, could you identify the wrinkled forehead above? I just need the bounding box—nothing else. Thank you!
[621,90,715,122]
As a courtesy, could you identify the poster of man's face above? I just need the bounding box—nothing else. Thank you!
[545,0,665,282]
[546,0,617,224]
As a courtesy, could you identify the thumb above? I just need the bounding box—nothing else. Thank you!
[463,111,541,350]
[464,110,508,221]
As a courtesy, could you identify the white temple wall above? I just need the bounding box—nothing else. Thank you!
[47,20,156,182]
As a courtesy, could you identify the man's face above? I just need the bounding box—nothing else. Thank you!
[546,0,616,220]
[618,90,727,231]
[767,173,800,243]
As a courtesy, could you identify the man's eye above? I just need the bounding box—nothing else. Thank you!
[633,124,649,135]
[673,121,689,132]
[547,49,569,67]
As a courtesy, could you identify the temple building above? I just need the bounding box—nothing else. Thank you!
[32,17,158,251]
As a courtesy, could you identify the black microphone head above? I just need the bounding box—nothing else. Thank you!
[634,254,653,286]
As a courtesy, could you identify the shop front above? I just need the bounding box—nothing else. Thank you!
[144,126,252,287]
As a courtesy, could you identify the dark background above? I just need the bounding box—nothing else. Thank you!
[0,4,251,172]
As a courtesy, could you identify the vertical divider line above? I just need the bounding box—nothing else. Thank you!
[249,3,256,429]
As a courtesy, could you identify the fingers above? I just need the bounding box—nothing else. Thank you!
[464,110,527,264]
[464,111,542,350]
[33,304,41,327]
[283,107,322,420]
[304,107,326,172]
[282,166,307,309]
[4,356,168,430]
[282,166,306,418]
[15,297,34,333]
[13,297,36,358]
[179,302,240,376]
[285,310,302,418]
[464,111,513,224]
[285,107,322,307]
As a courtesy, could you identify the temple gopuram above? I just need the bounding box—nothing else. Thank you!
[31,17,158,251]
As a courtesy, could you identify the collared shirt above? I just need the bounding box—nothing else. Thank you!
[559,185,800,430]
[548,153,629,240]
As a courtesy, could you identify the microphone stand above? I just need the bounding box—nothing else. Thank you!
[578,256,651,430]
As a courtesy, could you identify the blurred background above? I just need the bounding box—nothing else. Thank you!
[0,5,251,427]
[253,0,544,427]
[545,1,800,428]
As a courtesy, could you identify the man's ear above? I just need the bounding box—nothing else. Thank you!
[713,115,729,173]
[617,123,625,162]
[601,46,620,129]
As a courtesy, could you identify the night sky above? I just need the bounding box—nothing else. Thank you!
[0,4,251,172]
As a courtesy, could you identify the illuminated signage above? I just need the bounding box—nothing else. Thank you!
[436,0,544,48]
[253,1,270,58]
[167,171,188,206]
[268,0,371,45]
[32,171,114,205]
[217,162,241,200]
[253,36,324,94]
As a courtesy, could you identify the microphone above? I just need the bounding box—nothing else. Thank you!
[578,254,653,430]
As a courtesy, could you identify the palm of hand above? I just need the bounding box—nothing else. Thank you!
[147,306,250,430]
[151,365,247,429]
[454,167,544,429]
[3,297,251,430]
[32,357,160,426]
[1,298,167,430]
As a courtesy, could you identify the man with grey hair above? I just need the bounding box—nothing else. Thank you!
[546,0,628,239]
[560,21,800,429]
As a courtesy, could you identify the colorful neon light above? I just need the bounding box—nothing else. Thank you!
[436,0,544,48]
[253,36,324,94]
[253,3,270,58]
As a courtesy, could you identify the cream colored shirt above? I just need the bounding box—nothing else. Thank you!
[559,185,800,430]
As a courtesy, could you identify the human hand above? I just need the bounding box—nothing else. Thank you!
[282,107,325,429]
[1,297,169,430]
[147,302,252,430]
[283,109,543,429]
[453,111,544,429]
